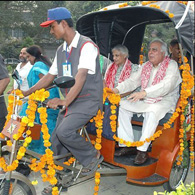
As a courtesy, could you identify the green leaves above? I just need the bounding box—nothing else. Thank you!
[154,182,195,195]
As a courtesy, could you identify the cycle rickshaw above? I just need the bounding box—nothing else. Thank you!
[76,0,194,192]
[0,1,194,194]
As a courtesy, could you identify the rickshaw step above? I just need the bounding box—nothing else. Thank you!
[129,173,167,184]
[114,154,157,166]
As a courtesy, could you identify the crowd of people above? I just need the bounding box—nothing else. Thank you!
[0,6,186,195]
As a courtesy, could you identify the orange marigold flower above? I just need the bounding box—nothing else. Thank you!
[94,185,99,192]
[95,143,102,150]
[95,178,100,185]
[183,56,188,63]
[22,116,29,124]
[111,110,116,114]
[25,136,32,144]
[96,138,101,144]
[110,115,117,120]
[95,172,101,178]
[110,121,116,125]
[7,140,12,146]
[0,133,5,139]
[169,13,174,18]
[50,177,58,185]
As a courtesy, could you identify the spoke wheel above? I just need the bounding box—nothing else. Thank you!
[0,178,33,195]
[163,146,190,192]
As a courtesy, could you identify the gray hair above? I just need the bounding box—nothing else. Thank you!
[112,44,129,58]
[149,39,168,56]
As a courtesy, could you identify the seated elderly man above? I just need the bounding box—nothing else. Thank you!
[113,39,182,165]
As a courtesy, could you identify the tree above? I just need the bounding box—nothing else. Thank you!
[0,1,135,59]
[21,36,34,48]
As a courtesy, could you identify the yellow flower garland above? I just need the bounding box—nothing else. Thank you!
[141,1,174,18]
[26,90,63,195]
[139,46,144,65]
[190,97,194,170]
[0,89,36,172]
[0,88,64,195]
[176,57,194,166]
[93,109,104,195]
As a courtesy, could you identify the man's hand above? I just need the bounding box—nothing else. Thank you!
[46,98,66,110]
[127,91,147,102]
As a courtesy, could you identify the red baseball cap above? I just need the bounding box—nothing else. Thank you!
[40,7,71,27]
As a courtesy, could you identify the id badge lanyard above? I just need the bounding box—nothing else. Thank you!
[62,44,72,77]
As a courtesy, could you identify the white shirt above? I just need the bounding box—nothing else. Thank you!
[49,31,98,75]
[14,61,32,91]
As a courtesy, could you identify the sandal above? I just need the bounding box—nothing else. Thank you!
[81,152,104,176]
[42,185,53,195]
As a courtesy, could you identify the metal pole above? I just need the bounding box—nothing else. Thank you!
[190,54,194,75]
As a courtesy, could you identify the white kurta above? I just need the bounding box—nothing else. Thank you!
[116,59,182,121]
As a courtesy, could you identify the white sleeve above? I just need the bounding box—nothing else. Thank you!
[49,54,58,75]
[116,66,142,94]
[78,42,98,74]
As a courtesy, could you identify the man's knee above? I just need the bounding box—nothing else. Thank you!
[55,126,75,141]
[119,107,133,118]
[144,112,157,121]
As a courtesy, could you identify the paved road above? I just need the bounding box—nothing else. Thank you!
[31,163,194,195]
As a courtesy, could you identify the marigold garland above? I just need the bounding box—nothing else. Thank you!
[87,109,104,195]
[93,109,104,195]
[139,46,144,65]
[118,2,128,8]
[176,57,194,166]
[27,90,64,195]
[141,1,174,18]
[189,97,194,170]
[63,157,76,166]
[0,88,65,195]
[0,89,37,172]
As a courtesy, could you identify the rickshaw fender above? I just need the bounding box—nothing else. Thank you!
[156,143,180,178]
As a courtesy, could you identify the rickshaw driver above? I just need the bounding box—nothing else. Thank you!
[22,7,104,192]
[113,39,182,165]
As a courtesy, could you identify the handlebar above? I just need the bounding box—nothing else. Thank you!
[39,99,63,110]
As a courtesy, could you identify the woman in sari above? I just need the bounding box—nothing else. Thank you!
[20,45,60,154]
[104,44,139,91]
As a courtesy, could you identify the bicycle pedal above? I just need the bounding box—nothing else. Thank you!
[2,145,11,152]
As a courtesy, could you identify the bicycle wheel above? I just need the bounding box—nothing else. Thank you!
[0,171,36,195]
[0,179,34,195]
[163,146,190,192]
